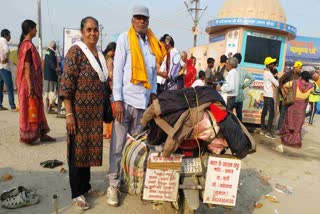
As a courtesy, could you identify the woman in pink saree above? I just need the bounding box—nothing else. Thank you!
[280,71,314,148]
[16,20,55,144]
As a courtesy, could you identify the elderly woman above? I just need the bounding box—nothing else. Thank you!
[16,19,55,144]
[59,16,109,210]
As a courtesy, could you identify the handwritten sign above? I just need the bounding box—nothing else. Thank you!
[203,156,241,206]
[143,153,182,201]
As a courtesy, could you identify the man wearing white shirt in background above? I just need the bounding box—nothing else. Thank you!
[260,57,279,139]
[191,70,205,87]
[216,57,240,112]
[0,29,16,111]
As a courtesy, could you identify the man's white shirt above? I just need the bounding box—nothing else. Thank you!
[0,37,10,69]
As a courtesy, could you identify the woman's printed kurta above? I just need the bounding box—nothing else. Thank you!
[60,45,105,167]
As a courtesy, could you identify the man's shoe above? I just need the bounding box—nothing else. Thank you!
[265,132,276,139]
[106,186,119,207]
[259,130,265,135]
[0,106,8,111]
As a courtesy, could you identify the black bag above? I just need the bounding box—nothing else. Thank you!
[103,84,113,123]
[218,113,254,159]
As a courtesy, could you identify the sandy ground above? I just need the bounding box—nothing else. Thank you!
[0,94,320,214]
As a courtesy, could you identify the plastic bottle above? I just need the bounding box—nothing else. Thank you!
[28,98,38,123]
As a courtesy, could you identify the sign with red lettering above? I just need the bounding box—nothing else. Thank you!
[143,153,182,201]
[203,156,241,206]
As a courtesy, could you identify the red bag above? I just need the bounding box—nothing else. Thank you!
[209,103,227,122]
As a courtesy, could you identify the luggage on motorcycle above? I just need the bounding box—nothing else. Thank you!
[191,110,220,142]
[218,113,256,159]
[177,139,199,157]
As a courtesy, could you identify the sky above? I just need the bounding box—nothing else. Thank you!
[1,0,319,53]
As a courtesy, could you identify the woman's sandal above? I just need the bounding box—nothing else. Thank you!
[85,188,105,197]
[73,195,90,210]
[1,191,40,209]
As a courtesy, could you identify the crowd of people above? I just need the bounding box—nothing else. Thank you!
[0,3,319,211]
[260,57,320,152]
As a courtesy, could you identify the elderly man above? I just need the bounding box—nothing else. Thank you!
[0,29,17,111]
[107,5,165,206]
[216,57,240,112]
[43,41,60,113]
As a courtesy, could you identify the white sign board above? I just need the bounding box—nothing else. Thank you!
[225,30,240,56]
[203,156,241,206]
[143,153,182,201]
[63,28,81,57]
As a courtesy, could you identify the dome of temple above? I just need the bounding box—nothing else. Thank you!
[217,0,286,23]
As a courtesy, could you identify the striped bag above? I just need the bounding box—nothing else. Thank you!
[121,132,149,196]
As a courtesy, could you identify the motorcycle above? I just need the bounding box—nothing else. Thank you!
[122,109,254,213]
[171,139,211,213]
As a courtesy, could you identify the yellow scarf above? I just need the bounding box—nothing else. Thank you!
[128,26,166,89]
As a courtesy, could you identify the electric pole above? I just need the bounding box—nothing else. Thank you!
[184,0,207,47]
[99,24,104,51]
[37,0,43,58]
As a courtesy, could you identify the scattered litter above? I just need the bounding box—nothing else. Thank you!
[274,183,293,194]
[238,182,243,190]
[1,174,13,182]
[264,194,279,203]
[259,174,271,181]
[40,160,63,169]
[152,201,165,210]
[274,208,280,214]
[255,202,263,208]
[273,145,284,153]
[60,168,67,173]
[258,175,271,186]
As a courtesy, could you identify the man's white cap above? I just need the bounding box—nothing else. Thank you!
[132,5,149,17]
